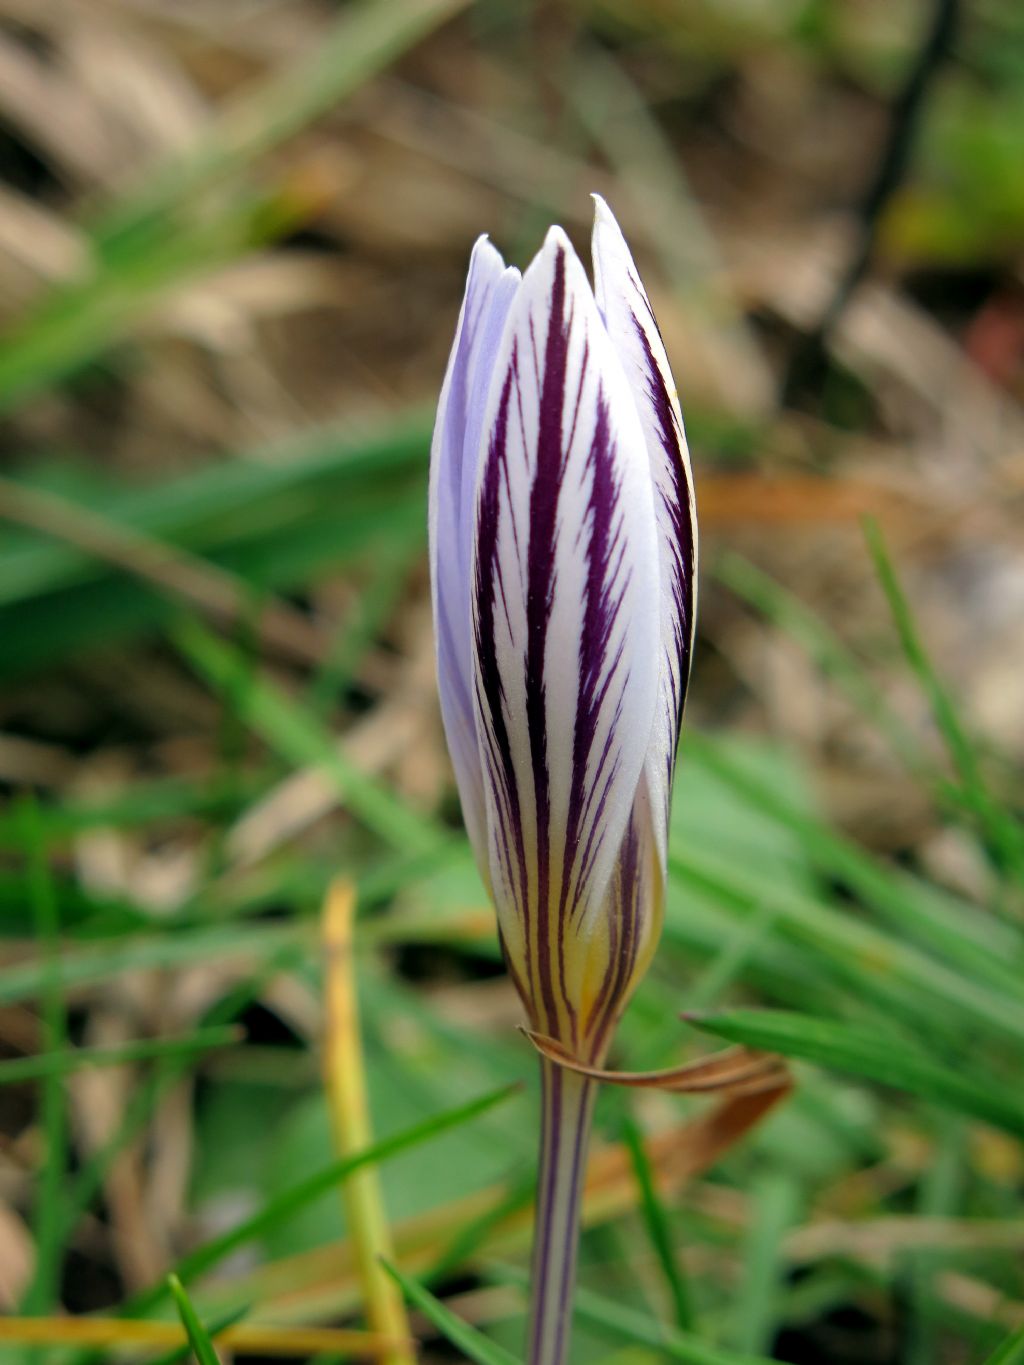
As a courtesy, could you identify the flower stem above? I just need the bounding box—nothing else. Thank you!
[527,1055,598,1365]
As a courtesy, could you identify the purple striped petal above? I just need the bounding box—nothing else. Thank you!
[576,773,663,1058]
[470,226,661,1046]
[429,237,521,877]
[591,196,698,874]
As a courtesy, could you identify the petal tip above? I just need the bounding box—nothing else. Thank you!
[591,193,628,248]
[541,222,573,254]
[590,192,613,222]
[469,233,504,272]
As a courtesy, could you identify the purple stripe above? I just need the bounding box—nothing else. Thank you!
[523,243,573,1033]
[474,366,530,938]
[633,313,696,746]
[584,811,643,1052]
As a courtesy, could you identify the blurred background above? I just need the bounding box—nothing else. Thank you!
[1,1,1023,1361]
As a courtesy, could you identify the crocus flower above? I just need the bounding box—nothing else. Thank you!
[429,196,697,1365]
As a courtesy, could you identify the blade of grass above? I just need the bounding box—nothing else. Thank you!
[488,1263,776,1364]
[95,0,467,251]
[0,1026,240,1086]
[904,1121,965,1365]
[670,844,1024,1047]
[715,551,928,778]
[173,616,444,857]
[0,473,324,665]
[0,921,307,1008]
[147,1307,249,1365]
[863,517,1024,880]
[984,1323,1024,1364]
[56,962,291,1259]
[168,1276,222,1365]
[0,1,467,413]
[306,540,418,719]
[0,183,312,415]
[322,880,413,1365]
[687,1008,1024,1136]
[424,1173,536,1287]
[118,1083,520,1320]
[0,771,270,850]
[0,416,430,610]
[686,897,782,1013]
[65,1081,520,1365]
[684,733,1023,995]
[0,493,423,679]
[380,1260,518,1365]
[17,797,68,1317]
[621,1113,694,1333]
[0,1315,401,1358]
[730,1172,800,1356]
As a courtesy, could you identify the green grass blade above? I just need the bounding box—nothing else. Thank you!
[168,1275,223,1365]
[0,198,281,414]
[122,1082,520,1322]
[688,1008,1024,1136]
[148,1307,250,1365]
[0,772,267,850]
[684,734,1023,995]
[17,798,69,1316]
[716,551,927,777]
[426,1173,536,1287]
[622,1113,694,1332]
[0,1026,240,1086]
[983,1323,1024,1364]
[730,1172,800,1356]
[0,419,430,678]
[0,1,467,413]
[863,517,1024,879]
[0,417,429,610]
[57,966,285,1263]
[173,616,444,856]
[95,0,467,250]
[489,1263,776,1364]
[0,922,306,1008]
[381,1260,518,1365]
[306,540,418,719]
[905,1122,965,1365]
[671,844,1024,1047]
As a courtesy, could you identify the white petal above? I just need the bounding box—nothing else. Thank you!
[591,195,698,873]
[429,237,520,875]
[470,224,661,1039]
[577,773,664,1056]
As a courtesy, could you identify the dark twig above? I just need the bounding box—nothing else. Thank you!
[783,0,960,407]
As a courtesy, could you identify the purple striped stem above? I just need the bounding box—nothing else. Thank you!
[529,1061,597,1365]
[428,196,697,1365]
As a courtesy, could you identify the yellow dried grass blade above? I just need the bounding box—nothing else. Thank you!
[323,878,415,1365]
[0,1317,409,1358]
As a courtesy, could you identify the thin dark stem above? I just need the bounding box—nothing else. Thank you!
[527,1057,597,1365]
[783,0,959,405]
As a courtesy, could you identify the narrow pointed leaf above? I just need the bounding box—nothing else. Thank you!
[111,1082,520,1322]
[689,1009,1024,1136]
[381,1260,519,1365]
[983,1323,1024,1365]
[168,1275,222,1365]
[490,1263,778,1364]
